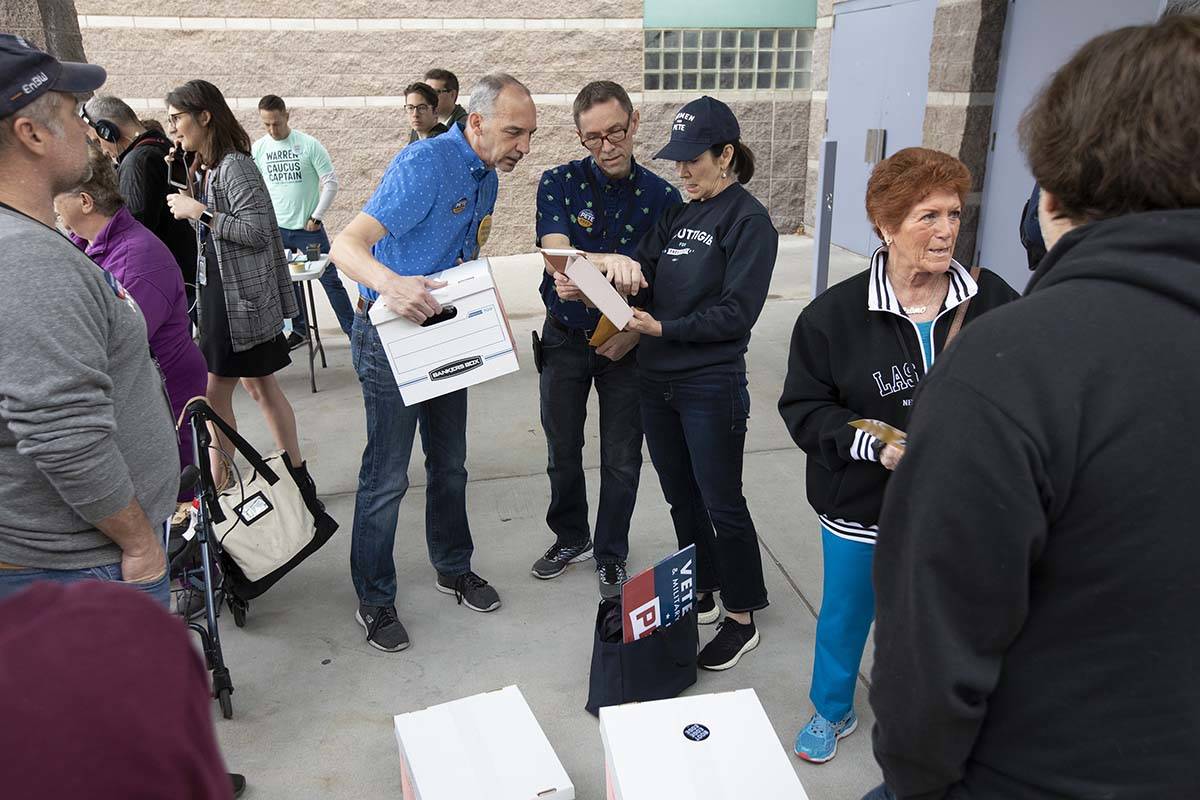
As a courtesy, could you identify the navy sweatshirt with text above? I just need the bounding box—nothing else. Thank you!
[631,183,778,378]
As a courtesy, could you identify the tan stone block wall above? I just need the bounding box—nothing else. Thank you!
[77,0,642,18]
[923,0,1008,263]
[4,0,86,60]
[927,0,1006,93]
[82,27,643,99]
[78,10,813,254]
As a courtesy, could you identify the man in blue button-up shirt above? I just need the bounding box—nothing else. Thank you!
[529,81,681,594]
[330,73,537,653]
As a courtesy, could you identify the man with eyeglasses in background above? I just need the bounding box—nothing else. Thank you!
[404,82,448,142]
[529,80,681,595]
[408,68,467,145]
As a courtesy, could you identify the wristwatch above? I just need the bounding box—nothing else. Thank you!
[308,217,322,228]
[199,209,215,227]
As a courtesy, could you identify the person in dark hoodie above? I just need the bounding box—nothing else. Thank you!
[778,147,1017,764]
[83,95,198,312]
[601,96,777,672]
[865,14,1200,800]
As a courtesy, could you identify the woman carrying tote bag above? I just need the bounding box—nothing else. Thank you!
[165,80,320,502]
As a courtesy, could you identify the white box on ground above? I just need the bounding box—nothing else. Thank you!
[368,258,519,405]
[393,685,574,800]
[599,689,809,799]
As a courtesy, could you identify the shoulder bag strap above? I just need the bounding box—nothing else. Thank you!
[945,266,982,348]
[186,399,279,484]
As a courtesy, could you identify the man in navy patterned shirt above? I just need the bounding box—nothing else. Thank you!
[530,81,681,594]
[331,73,536,653]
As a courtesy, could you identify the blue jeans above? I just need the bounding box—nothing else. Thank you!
[539,318,642,564]
[349,310,474,607]
[639,371,768,613]
[862,785,897,800]
[0,560,171,608]
[280,227,354,337]
[811,526,876,722]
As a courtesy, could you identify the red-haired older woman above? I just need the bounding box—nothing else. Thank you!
[777,147,1018,763]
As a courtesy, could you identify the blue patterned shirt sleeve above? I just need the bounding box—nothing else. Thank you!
[363,150,437,240]
[535,168,571,244]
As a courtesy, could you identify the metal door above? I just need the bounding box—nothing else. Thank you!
[825,0,937,256]
[976,0,1163,290]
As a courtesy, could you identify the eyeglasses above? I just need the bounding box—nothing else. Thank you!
[404,104,431,114]
[579,118,632,152]
[78,105,97,128]
[167,111,190,128]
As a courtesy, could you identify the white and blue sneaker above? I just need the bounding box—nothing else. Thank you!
[794,710,858,763]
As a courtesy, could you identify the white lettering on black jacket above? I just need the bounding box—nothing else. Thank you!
[778,247,1019,542]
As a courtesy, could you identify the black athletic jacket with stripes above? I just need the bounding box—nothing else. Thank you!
[778,249,1018,541]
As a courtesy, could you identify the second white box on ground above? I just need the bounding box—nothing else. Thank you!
[600,689,810,799]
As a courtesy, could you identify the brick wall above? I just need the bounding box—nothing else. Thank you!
[3,0,86,60]
[72,6,812,255]
[921,0,1007,263]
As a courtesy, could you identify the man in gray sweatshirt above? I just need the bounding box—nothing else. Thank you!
[0,35,180,606]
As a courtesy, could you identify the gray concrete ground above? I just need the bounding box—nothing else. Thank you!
[212,237,880,798]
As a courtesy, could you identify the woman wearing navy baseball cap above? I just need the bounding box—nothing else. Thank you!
[615,96,779,671]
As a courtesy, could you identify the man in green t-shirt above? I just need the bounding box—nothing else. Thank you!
[252,95,353,340]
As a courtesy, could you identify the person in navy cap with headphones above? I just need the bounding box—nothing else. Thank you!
[604,96,779,671]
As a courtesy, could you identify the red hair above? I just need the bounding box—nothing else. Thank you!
[865,147,971,238]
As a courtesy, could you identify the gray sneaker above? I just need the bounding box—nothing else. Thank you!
[356,604,410,652]
[531,539,594,580]
[436,571,501,612]
[598,561,628,598]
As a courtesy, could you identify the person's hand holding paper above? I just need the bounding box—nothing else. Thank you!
[540,248,636,330]
[592,252,647,297]
[625,308,663,338]
[552,270,587,303]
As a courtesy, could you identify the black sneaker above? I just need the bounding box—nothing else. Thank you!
[530,539,593,580]
[698,616,760,671]
[285,331,308,350]
[230,773,246,798]
[696,593,720,625]
[436,571,501,612]
[356,604,410,652]
[283,455,325,513]
[598,561,628,598]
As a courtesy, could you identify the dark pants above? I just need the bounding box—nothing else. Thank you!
[349,311,474,607]
[639,371,768,613]
[862,785,897,800]
[279,226,354,337]
[538,318,642,564]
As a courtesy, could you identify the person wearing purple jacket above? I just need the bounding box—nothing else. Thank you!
[56,145,208,524]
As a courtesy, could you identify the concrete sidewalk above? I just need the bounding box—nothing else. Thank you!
[213,237,882,798]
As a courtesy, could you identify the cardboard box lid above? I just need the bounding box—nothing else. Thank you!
[599,689,809,799]
[370,258,497,327]
[394,685,574,800]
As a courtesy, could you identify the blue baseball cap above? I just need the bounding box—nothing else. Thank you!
[0,34,106,119]
[653,96,741,162]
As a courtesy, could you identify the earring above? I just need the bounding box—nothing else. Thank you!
[721,170,727,179]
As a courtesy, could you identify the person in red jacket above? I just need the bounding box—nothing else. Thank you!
[0,581,242,798]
